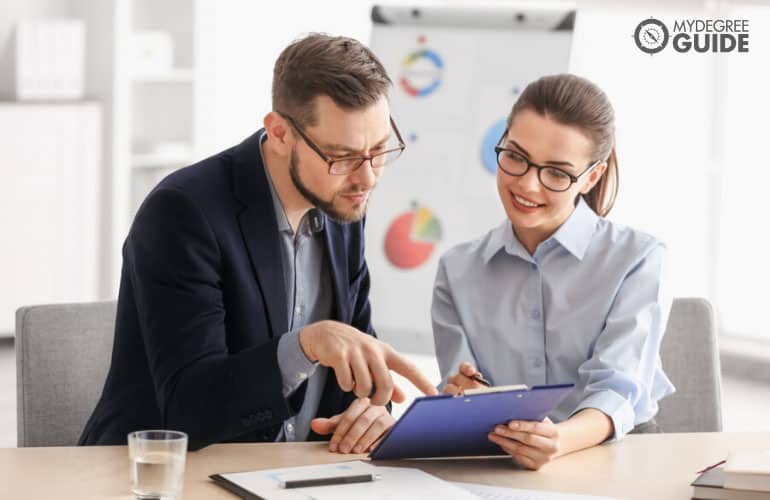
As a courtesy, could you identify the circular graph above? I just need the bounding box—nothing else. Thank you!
[481,118,507,174]
[399,48,444,98]
[384,204,442,269]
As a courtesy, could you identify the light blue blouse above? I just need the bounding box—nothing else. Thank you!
[431,198,675,440]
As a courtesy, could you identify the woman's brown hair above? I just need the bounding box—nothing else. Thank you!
[507,74,619,216]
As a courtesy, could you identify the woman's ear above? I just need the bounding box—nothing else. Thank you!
[580,161,608,195]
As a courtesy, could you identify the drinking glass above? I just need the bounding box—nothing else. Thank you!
[128,430,187,499]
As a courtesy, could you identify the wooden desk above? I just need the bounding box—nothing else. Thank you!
[2,432,769,499]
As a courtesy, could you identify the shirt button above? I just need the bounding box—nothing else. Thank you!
[531,310,541,320]
[533,358,544,368]
[294,305,302,314]
[286,423,294,435]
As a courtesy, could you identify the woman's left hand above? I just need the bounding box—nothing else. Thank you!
[487,417,560,470]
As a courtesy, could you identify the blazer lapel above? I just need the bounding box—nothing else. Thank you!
[231,130,288,337]
[323,220,350,323]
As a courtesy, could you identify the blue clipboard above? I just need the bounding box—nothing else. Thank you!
[369,384,574,460]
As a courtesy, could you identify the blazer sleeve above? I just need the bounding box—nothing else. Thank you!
[125,187,292,450]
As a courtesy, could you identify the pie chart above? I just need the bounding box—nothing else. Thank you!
[481,118,507,174]
[399,47,444,98]
[384,203,442,269]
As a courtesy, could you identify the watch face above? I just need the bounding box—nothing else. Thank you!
[634,18,670,54]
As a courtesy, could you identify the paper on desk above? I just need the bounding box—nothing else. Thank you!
[307,466,479,500]
[217,460,478,500]
[217,461,374,500]
[453,481,626,500]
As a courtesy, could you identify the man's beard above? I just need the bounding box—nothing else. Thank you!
[289,149,369,224]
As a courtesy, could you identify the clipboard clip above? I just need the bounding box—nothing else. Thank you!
[461,384,529,396]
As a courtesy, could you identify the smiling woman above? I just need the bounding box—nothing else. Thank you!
[431,73,674,471]
[491,74,618,255]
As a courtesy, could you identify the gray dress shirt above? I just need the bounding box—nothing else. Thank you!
[259,131,333,441]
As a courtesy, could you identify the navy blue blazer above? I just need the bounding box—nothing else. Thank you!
[79,130,373,450]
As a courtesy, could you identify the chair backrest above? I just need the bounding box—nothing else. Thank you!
[15,301,116,447]
[656,297,722,432]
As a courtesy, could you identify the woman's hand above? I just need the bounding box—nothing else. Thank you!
[487,418,561,470]
[442,362,486,395]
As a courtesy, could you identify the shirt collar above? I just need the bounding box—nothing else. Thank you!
[258,130,325,236]
[482,220,532,264]
[481,197,599,264]
[550,197,599,261]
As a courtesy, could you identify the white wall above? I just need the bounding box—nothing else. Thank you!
[0,103,102,334]
[715,3,770,339]
[569,1,715,301]
[571,1,770,340]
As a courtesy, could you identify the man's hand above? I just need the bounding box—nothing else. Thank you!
[299,320,437,405]
[310,397,395,454]
[487,418,561,470]
[443,362,486,395]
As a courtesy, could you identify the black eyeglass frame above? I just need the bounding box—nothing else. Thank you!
[494,129,601,193]
[277,111,406,176]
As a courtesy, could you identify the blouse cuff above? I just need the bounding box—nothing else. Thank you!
[572,389,636,442]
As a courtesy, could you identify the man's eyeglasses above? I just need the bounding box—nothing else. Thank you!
[495,130,600,193]
[278,112,406,176]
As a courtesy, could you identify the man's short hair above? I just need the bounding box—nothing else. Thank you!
[272,33,392,127]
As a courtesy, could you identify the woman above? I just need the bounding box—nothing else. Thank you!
[432,74,674,470]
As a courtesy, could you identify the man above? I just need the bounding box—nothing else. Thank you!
[80,34,436,452]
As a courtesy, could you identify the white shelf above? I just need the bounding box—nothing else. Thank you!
[107,0,201,296]
[131,151,193,168]
[132,139,194,168]
[0,103,103,333]
[131,68,195,82]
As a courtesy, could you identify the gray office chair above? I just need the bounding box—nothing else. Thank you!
[15,301,116,446]
[656,297,723,432]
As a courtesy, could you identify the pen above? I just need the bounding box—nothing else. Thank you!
[281,473,381,489]
[471,373,491,387]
